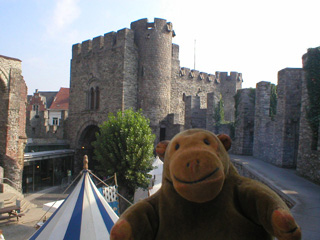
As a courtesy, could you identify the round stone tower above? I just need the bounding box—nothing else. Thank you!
[131,18,175,139]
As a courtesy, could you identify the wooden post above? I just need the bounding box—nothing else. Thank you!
[83,155,89,170]
[114,173,118,186]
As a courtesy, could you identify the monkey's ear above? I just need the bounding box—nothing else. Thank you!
[155,140,170,160]
[217,134,232,151]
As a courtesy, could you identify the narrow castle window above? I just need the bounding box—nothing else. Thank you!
[90,87,95,110]
[95,87,100,109]
[160,128,166,141]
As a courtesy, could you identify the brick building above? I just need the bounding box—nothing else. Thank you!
[26,88,69,151]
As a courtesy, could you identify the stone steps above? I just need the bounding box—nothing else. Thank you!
[0,184,36,214]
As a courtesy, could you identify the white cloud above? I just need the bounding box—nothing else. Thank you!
[46,0,81,36]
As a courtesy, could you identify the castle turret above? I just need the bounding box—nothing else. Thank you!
[131,18,175,138]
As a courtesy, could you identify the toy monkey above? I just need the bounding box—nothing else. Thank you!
[111,129,301,240]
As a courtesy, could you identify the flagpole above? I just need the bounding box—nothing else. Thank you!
[194,39,196,69]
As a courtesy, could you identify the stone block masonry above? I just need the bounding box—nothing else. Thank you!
[274,69,302,167]
[297,55,320,184]
[0,55,27,191]
[253,69,303,168]
[232,88,255,155]
[67,18,242,170]
[253,81,275,162]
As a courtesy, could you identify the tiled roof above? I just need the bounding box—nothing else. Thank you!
[38,91,58,108]
[49,88,69,110]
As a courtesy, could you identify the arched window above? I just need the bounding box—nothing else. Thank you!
[90,87,95,110]
[95,87,100,110]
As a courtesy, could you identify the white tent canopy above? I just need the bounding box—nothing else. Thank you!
[42,199,64,213]
[148,156,163,196]
[29,170,119,240]
[134,156,164,202]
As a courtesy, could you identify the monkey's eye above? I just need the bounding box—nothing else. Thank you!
[175,143,180,150]
[203,139,210,145]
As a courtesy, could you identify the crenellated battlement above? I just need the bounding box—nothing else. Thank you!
[130,18,174,34]
[172,44,179,60]
[179,68,242,85]
[216,71,243,83]
[72,28,135,58]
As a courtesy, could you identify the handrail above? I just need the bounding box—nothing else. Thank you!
[0,177,21,191]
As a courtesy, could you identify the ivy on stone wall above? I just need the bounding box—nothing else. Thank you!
[303,47,320,150]
[214,94,225,126]
[234,91,241,127]
[269,84,277,120]
[233,89,255,127]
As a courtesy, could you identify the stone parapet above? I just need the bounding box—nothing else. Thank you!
[232,88,255,155]
[297,61,320,184]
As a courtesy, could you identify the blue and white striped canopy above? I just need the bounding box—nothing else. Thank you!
[29,170,119,240]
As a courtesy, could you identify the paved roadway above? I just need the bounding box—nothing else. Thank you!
[230,154,320,240]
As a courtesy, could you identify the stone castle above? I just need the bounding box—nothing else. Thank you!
[1,18,319,190]
[66,18,242,169]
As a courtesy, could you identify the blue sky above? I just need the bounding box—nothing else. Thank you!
[1,0,319,94]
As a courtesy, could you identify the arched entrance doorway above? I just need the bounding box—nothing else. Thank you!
[76,125,100,173]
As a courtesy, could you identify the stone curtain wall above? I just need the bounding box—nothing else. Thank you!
[170,68,219,125]
[274,69,302,167]
[170,69,242,127]
[232,88,255,155]
[219,72,243,122]
[253,69,303,168]
[184,95,207,129]
[297,57,320,183]
[253,81,276,163]
[206,92,219,132]
[0,56,27,191]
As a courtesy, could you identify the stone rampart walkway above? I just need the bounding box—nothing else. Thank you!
[230,154,320,240]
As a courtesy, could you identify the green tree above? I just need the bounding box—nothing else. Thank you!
[92,109,155,213]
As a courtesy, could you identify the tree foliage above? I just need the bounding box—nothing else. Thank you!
[92,109,155,196]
